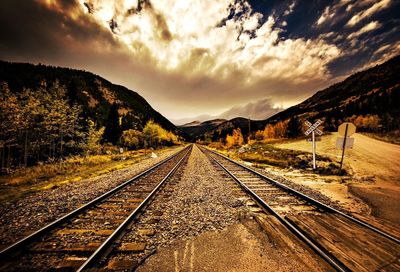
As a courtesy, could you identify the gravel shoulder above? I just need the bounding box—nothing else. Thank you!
[275,133,400,225]
[0,146,183,249]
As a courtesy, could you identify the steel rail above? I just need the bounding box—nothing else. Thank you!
[203,146,400,244]
[0,145,190,259]
[205,150,350,272]
[77,145,192,271]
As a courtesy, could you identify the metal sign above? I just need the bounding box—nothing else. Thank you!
[338,122,356,137]
[337,122,356,171]
[304,119,323,170]
[336,137,354,149]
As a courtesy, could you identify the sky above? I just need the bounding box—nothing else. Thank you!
[0,0,399,125]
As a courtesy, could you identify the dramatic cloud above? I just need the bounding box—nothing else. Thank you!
[83,0,339,84]
[346,0,391,26]
[172,98,281,125]
[218,98,281,120]
[0,0,398,121]
[347,21,382,40]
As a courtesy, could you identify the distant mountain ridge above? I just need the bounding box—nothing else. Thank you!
[265,55,400,131]
[0,60,180,135]
[181,121,202,127]
[186,55,400,140]
[179,119,227,140]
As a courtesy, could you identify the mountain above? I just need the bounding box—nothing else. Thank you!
[181,121,202,127]
[265,55,400,131]
[203,117,266,141]
[0,60,180,135]
[179,119,227,141]
[196,55,400,140]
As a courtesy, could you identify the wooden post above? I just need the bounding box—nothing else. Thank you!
[24,130,28,167]
[339,124,349,171]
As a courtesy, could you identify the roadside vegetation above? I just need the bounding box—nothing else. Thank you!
[202,110,394,174]
[0,81,181,192]
[204,123,344,175]
[362,130,400,145]
[0,147,176,202]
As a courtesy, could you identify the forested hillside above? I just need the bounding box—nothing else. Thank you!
[0,61,180,169]
[199,55,400,143]
[266,55,400,132]
[179,119,226,141]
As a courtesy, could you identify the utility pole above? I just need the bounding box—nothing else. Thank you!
[248,116,251,142]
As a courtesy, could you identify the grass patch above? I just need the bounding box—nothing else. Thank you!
[210,141,345,176]
[0,147,176,203]
[362,131,400,145]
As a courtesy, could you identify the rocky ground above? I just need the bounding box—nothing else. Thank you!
[0,146,182,249]
[1,143,370,271]
[275,133,400,225]
[132,145,328,271]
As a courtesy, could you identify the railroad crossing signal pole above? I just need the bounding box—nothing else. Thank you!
[304,119,323,170]
[312,130,316,169]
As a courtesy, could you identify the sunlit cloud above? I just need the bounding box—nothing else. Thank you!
[81,0,340,85]
[346,0,391,27]
[347,21,381,40]
[1,0,398,121]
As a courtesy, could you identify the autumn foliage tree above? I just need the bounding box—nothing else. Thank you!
[122,120,180,150]
[120,129,143,150]
[81,119,105,155]
[253,120,290,142]
[0,81,82,168]
[350,114,381,131]
[225,128,244,148]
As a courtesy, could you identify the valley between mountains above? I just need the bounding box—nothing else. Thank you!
[1,50,399,272]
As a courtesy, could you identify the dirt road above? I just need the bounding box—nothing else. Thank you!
[276,133,400,225]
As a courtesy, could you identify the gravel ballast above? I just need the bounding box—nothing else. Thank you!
[110,144,248,267]
[0,147,182,248]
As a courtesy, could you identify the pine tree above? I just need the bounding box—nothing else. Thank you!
[103,103,122,145]
[286,117,301,138]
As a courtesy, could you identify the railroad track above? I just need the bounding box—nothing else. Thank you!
[0,145,192,271]
[200,145,400,272]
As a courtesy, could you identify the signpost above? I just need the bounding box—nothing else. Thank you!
[304,119,323,170]
[337,122,356,171]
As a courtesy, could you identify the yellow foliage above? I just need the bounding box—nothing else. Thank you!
[352,114,381,131]
[262,121,288,140]
[255,130,264,140]
[143,120,180,148]
[263,124,275,139]
[121,129,142,149]
[225,128,244,148]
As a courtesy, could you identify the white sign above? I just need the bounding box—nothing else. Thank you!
[336,137,354,149]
